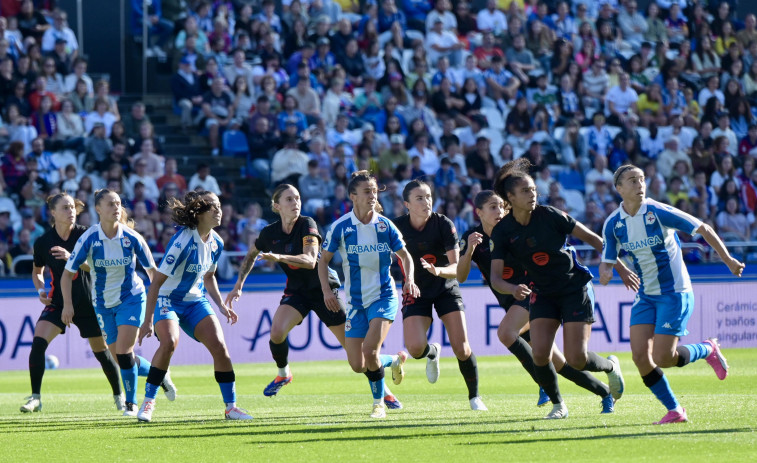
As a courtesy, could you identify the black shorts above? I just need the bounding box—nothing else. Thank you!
[38,305,102,338]
[280,289,346,327]
[402,288,465,319]
[500,294,530,312]
[529,283,595,324]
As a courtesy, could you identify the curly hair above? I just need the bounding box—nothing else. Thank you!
[168,190,216,229]
[493,158,533,206]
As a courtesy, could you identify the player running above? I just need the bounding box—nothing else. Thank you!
[393,180,486,411]
[136,191,252,422]
[63,189,176,417]
[318,171,420,419]
[490,159,639,419]
[21,193,123,413]
[225,184,406,407]
[458,190,617,412]
[600,164,744,424]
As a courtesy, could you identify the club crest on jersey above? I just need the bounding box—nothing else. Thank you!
[459,238,466,251]
[377,221,387,233]
[121,236,131,248]
[210,240,218,252]
[489,240,494,253]
[645,212,656,225]
[284,243,293,253]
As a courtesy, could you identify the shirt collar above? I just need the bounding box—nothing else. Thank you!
[618,197,648,219]
[349,209,379,225]
[97,222,124,241]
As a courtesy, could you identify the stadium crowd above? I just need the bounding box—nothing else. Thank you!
[1,0,756,276]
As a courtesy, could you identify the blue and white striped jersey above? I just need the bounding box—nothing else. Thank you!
[65,223,156,310]
[601,198,702,296]
[324,210,405,308]
[158,227,223,303]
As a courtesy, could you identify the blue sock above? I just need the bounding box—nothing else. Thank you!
[683,343,710,363]
[379,354,393,369]
[218,382,236,404]
[121,365,138,404]
[369,378,385,400]
[136,355,151,376]
[145,382,160,401]
[646,371,680,411]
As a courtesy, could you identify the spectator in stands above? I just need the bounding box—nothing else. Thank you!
[604,72,638,126]
[130,0,174,58]
[658,136,693,180]
[187,162,221,195]
[277,93,308,133]
[68,77,93,114]
[31,94,57,140]
[426,18,464,68]
[128,160,160,202]
[48,38,73,76]
[9,227,33,274]
[122,101,151,139]
[171,55,203,129]
[131,138,165,179]
[286,69,321,125]
[201,76,234,156]
[83,97,117,137]
[156,157,186,194]
[63,57,92,96]
[224,48,254,91]
[16,0,49,43]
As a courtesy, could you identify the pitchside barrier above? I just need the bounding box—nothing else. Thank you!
[1,282,756,371]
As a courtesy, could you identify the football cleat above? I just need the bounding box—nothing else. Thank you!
[470,396,488,411]
[384,394,403,410]
[537,387,550,407]
[426,343,442,384]
[114,394,125,411]
[704,338,729,380]
[122,401,138,417]
[137,400,155,422]
[263,375,293,397]
[225,406,253,420]
[160,370,177,401]
[391,351,408,385]
[20,396,41,413]
[654,408,688,425]
[600,395,615,414]
[607,355,625,401]
[544,402,569,419]
[370,403,386,419]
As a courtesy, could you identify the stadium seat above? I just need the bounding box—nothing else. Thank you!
[558,169,585,193]
[481,107,505,131]
[222,130,249,158]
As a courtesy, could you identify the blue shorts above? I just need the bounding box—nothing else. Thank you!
[630,291,694,336]
[154,296,215,341]
[95,292,146,345]
[345,296,398,339]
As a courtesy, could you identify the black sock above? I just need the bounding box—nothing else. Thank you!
[116,353,136,369]
[506,337,539,385]
[146,366,168,387]
[533,362,562,404]
[29,337,48,395]
[641,367,664,387]
[93,350,122,395]
[520,330,531,343]
[583,352,614,373]
[457,354,479,400]
[676,346,691,367]
[269,339,289,368]
[414,343,437,360]
[558,363,611,397]
[364,367,384,382]
[215,370,236,383]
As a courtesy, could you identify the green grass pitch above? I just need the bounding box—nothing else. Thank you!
[1,350,755,462]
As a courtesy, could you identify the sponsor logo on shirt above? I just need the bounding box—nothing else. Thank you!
[532,252,550,266]
[93,241,102,247]
[422,254,437,265]
[621,235,663,251]
[186,263,212,273]
[347,243,391,254]
[174,241,182,249]
[166,255,176,264]
[615,220,625,229]
[502,267,514,279]
[345,226,355,233]
[94,256,132,267]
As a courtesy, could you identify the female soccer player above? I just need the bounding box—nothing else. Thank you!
[600,164,744,424]
[63,189,175,417]
[489,159,639,419]
[393,180,486,411]
[21,193,122,413]
[458,190,618,414]
[225,184,406,408]
[318,171,420,419]
[136,191,252,422]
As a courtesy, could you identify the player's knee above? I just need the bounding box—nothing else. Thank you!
[361,344,378,360]
[531,344,551,365]
[347,357,364,373]
[497,325,519,347]
[451,341,471,360]
[207,339,230,359]
[631,349,651,367]
[116,353,135,370]
[406,341,427,359]
[161,335,179,354]
[269,325,288,345]
[565,351,587,369]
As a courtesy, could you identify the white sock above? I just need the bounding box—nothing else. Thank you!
[278,365,291,377]
[373,398,384,406]
[226,402,236,409]
[384,386,392,397]
[673,405,684,414]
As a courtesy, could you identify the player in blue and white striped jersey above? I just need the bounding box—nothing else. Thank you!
[63,189,176,417]
[136,191,252,422]
[318,171,420,419]
[600,164,745,425]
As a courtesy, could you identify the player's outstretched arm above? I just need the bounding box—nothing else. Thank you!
[696,223,745,277]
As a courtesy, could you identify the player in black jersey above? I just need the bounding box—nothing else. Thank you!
[458,190,620,413]
[393,180,487,411]
[490,159,639,419]
[21,193,122,413]
[225,184,406,407]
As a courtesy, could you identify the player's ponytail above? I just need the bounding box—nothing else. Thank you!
[168,190,215,229]
[493,158,533,206]
[46,192,85,226]
[348,170,384,213]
